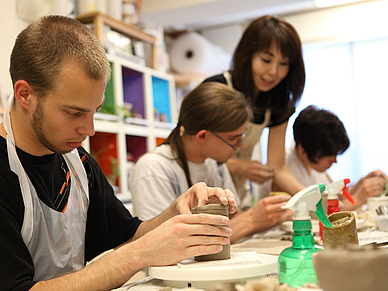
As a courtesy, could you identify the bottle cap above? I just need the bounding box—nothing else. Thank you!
[283,184,332,228]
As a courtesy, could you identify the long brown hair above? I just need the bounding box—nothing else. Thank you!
[164,82,252,187]
[231,15,305,116]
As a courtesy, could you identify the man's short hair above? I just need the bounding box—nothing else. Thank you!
[293,105,350,163]
[10,15,111,98]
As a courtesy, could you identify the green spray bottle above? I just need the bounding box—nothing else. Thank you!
[278,184,332,287]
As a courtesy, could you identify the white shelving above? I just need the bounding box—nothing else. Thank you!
[86,53,177,202]
[76,12,177,203]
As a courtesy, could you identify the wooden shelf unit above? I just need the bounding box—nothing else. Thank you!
[76,12,158,69]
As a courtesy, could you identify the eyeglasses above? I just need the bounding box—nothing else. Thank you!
[212,132,245,150]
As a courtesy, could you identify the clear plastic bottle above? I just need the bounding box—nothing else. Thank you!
[278,220,322,287]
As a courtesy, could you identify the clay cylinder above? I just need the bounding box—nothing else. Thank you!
[323,211,359,248]
[191,204,230,261]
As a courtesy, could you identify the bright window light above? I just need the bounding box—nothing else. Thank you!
[315,0,363,8]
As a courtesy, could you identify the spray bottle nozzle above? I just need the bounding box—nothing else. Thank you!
[343,179,356,205]
[282,184,332,228]
[314,199,332,228]
[326,179,356,205]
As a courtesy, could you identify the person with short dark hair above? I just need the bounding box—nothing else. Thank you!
[260,105,387,210]
[292,104,350,184]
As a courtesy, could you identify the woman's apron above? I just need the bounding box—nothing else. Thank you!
[223,72,271,210]
[3,95,89,280]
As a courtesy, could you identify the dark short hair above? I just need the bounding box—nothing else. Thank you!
[10,15,110,98]
[231,15,305,115]
[293,105,350,163]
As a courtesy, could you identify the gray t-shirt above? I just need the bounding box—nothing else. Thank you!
[129,144,239,220]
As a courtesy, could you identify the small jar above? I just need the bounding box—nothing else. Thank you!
[191,204,230,261]
[323,211,359,248]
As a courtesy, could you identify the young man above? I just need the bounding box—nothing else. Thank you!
[0,15,236,291]
[259,105,387,210]
[130,82,293,244]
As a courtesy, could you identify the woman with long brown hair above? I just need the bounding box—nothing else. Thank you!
[204,15,306,209]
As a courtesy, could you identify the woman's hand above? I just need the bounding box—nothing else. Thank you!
[227,158,274,184]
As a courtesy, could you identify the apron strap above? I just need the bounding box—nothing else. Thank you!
[223,71,233,88]
[3,95,35,243]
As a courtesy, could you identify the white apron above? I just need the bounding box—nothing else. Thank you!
[3,95,89,281]
[223,72,271,210]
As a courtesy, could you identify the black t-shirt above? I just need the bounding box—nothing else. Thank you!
[0,136,142,291]
[203,73,295,126]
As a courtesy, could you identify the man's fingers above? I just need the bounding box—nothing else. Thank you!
[264,195,291,204]
[168,214,232,241]
[178,183,238,216]
[190,184,235,207]
[176,213,230,227]
[184,245,224,259]
[266,203,289,213]
[261,196,291,213]
[207,187,229,205]
[190,182,209,207]
[281,209,294,221]
[206,187,237,214]
[223,189,237,214]
[188,235,230,246]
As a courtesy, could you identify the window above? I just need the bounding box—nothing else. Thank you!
[261,37,388,185]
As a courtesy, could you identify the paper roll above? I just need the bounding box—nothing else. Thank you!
[169,32,231,75]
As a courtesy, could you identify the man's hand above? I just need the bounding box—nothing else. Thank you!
[352,176,387,205]
[131,213,231,267]
[343,170,387,211]
[172,182,237,216]
[248,195,292,230]
[131,182,236,245]
[365,169,388,180]
[229,195,292,243]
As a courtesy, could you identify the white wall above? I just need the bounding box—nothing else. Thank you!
[200,1,388,56]
[0,1,29,106]
[200,23,244,55]
[2,0,388,107]
[142,0,221,14]
[285,0,388,44]
[0,0,74,108]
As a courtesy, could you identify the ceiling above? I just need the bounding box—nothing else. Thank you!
[140,0,318,30]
